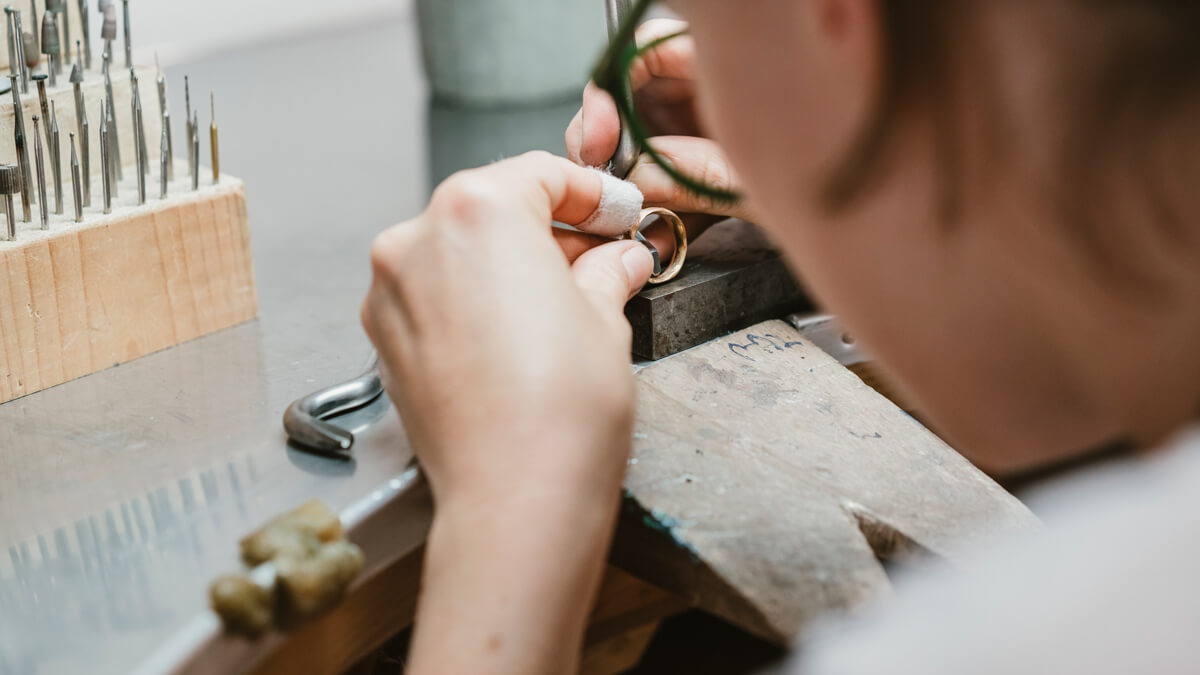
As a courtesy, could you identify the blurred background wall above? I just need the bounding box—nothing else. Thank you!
[96,0,415,65]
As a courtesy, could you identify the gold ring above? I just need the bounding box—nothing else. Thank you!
[625,207,687,285]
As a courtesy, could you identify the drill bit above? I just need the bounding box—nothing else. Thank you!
[26,0,35,54]
[209,92,218,184]
[10,74,32,221]
[130,67,146,174]
[13,9,26,92]
[77,0,89,69]
[71,57,89,206]
[100,2,114,73]
[102,55,120,179]
[158,116,166,198]
[69,131,80,221]
[99,96,110,212]
[50,100,61,214]
[39,9,57,86]
[121,0,129,68]
[184,74,192,178]
[156,55,172,181]
[6,8,19,83]
[56,0,68,68]
[132,85,143,204]
[190,109,198,191]
[31,114,46,229]
[33,72,49,150]
[0,164,18,241]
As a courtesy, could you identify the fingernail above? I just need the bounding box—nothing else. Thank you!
[621,243,650,289]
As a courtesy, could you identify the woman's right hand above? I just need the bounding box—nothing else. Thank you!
[565,19,760,224]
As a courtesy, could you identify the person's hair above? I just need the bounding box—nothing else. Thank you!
[823,0,1200,282]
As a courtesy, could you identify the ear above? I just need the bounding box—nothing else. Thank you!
[805,0,882,89]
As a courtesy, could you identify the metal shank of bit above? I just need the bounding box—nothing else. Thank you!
[132,91,144,204]
[27,0,35,54]
[32,114,47,230]
[190,110,198,191]
[103,61,121,179]
[210,92,218,184]
[99,98,110,213]
[121,0,129,67]
[33,73,49,149]
[184,74,192,177]
[0,164,18,241]
[158,120,166,198]
[58,0,68,67]
[50,101,61,215]
[69,132,81,222]
[78,0,90,69]
[603,0,638,179]
[71,61,90,206]
[9,75,32,222]
[131,68,146,171]
[5,9,18,82]
[13,10,26,92]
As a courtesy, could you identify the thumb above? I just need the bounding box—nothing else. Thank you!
[571,240,654,317]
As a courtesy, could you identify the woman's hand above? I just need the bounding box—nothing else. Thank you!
[566,18,760,224]
[362,151,653,674]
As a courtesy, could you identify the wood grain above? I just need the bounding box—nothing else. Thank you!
[0,177,257,403]
[616,320,1039,643]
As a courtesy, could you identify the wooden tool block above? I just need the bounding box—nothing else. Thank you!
[0,172,257,404]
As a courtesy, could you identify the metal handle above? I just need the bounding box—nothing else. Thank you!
[604,0,639,179]
[283,355,385,455]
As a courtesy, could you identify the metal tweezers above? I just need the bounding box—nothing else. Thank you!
[283,355,384,455]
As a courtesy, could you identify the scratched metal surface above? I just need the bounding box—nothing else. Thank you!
[0,15,581,675]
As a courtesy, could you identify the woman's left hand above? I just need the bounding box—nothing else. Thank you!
[361,151,654,674]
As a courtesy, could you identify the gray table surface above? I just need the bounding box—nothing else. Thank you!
[0,15,582,675]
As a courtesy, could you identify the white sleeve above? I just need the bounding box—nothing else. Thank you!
[783,429,1200,675]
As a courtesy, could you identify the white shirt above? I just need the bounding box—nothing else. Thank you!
[791,425,1200,675]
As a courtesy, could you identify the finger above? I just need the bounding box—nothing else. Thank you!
[553,226,613,264]
[627,136,756,221]
[565,106,585,164]
[628,19,696,91]
[578,81,621,167]
[572,240,654,319]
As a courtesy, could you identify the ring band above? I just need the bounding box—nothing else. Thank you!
[626,207,687,284]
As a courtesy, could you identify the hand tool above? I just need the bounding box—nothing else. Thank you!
[130,67,146,175]
[190,109,198,191]
[121,0,129,67]
[603,0,687,285]
[284,355,385,455]
[184,74,192,178]
[132,81,144,204]
[69,131,80,221]
[209,92,218,184]
[39,9,56,86]
[13,9,27,91]
[77,0,88,68]
[603,0,638,179]
[26,0,34,54]
[0,163,18,241]
[32,72,49,152]
[102,55,120,179]
[31,113,46,229]
[98,97,110,213]
[55,0,67,67]
[6,8,19,83]
[155,54,172,180]
[71,55,88,206]
[158,118,165,198]
[104,95,117,196]
[9,75,32,221]
[50,100,61,214]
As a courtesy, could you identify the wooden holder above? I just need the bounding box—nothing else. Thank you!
[0,170,258,404]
